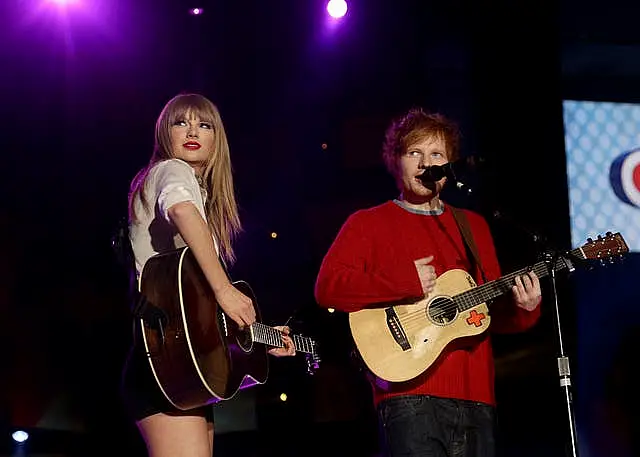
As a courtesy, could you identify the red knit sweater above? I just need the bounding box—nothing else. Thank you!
[314,201,541,407]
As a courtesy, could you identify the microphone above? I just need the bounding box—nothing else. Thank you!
[417,156,480,195]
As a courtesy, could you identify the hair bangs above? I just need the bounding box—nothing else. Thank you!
[404,127,439,148]
[165,94,217,127]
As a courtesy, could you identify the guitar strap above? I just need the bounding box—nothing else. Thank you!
[110,216,167,341]
[449,206,488,284]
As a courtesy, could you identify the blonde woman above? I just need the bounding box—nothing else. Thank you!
[121,93,295,457]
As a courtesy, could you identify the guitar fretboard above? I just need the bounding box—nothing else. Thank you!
[250,322,317,354]
[454,247,585,311]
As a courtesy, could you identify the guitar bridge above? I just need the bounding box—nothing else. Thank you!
[385,308,411,351]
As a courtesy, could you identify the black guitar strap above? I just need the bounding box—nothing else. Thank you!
[449,206,488,284]
[110,216,167,341]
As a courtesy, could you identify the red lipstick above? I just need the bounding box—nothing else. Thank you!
[183,141,201,150]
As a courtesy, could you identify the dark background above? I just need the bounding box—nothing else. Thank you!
[1,0,640,456]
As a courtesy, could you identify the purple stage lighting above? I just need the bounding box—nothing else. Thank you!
[48,0,79,5]
[327,0,347,19]
[189,7,204,15]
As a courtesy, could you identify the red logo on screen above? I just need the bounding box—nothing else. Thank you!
[610,148,640,208]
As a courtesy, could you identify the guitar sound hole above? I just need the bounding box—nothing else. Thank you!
[236,327,254,353]
[428,297,457,324]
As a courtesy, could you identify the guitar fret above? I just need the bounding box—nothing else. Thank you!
[249,322,317,355]
[271,327,281,347]
[253,323,281,348]
[296,335,314,354]
[455,248,584,312]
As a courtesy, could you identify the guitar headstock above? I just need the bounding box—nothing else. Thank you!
[305,340,321,376]
[581,232,629,264]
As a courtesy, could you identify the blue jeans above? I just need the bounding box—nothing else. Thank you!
[377,395,496,457]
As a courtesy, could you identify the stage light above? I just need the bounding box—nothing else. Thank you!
[189,7,204,15]
[327,0,347,19]
[279,393,288,401]
[48,0,79,5]
[270,232,278,239]
[12,431,29,443]
[327,308,335,313]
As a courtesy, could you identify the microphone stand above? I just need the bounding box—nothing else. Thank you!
[491,212,580,457]
[450,179,580,457]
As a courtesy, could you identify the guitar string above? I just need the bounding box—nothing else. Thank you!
[395,254,577,329]
[241,243,612,351]
[397,242,617,327]
[251,322,314,353]
[398,243,621,329]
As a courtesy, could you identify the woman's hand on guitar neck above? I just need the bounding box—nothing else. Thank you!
[268,326,296,357]
[215,282,256,328]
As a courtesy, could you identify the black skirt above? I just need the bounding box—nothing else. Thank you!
[120,326,214,423]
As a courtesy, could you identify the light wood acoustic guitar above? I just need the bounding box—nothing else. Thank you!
[348,232,628,383]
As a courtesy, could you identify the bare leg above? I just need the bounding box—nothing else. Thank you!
[137,411,212,457]
[208,421,214,455]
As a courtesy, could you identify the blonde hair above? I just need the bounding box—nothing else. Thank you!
[129,93,242,264]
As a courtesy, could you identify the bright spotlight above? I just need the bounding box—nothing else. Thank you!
[48,0,79,5]
[327,0,347,19]
[189,7,204,15]
[12,430,29,443]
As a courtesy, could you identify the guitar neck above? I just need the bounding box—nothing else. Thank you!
[250,322,316,354]
[455,247,585,311]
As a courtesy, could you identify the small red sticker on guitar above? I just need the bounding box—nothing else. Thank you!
[466,310,486,327]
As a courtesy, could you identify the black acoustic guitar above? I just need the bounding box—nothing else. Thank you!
[138,246,321,410]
